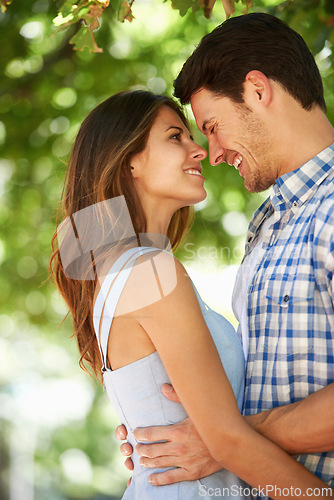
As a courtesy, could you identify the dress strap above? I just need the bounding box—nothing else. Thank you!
[93,246,165,372]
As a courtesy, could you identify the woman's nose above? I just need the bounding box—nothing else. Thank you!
[192,144,207,161]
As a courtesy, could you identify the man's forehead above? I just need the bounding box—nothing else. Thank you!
[191,108,216,133]
[190,90,218,128]
[191,110,216,134]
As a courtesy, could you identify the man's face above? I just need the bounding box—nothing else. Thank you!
[190,88,279,193]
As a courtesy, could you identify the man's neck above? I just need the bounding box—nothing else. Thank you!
[270,93,334,178]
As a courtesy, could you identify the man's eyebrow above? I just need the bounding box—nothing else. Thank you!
[202,118,214,133]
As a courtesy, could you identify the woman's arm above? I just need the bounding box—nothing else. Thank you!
[127,253,332,498]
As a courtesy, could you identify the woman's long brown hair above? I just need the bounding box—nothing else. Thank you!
[50,91,194,383]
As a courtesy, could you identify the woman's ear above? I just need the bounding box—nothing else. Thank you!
[130,151,145,179]
[129,163,140,179]
[243,70,272,107]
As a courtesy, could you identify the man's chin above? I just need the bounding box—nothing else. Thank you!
[243,175,275,193]
[243,177,256,193]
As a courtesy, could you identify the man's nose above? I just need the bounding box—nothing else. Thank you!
[208,138,226,166]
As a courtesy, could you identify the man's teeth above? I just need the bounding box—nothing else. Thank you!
[233,155,243,170]
[185,169,201,176]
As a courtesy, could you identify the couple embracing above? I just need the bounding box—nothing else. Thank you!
[51,13,334,499]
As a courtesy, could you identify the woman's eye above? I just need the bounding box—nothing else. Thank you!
[170,133,182,141]
[210,126,216,135]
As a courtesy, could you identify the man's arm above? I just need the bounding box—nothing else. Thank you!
[245,383,334,454]
[116,383,334,486]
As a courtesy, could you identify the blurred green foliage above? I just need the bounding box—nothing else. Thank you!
[0,0,333,499]
[50,0,242,51]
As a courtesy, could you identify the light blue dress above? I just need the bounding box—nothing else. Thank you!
[93,247,248,499]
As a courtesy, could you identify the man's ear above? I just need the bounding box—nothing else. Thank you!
[243,70,272,107]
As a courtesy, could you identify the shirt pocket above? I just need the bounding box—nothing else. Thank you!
[265,272,315,309]
[264,273,315,361]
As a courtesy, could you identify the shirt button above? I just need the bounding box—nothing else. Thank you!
[283,295,290,302]
[292,201,298,207]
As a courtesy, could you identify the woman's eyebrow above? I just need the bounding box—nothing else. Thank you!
[165,125,193,140]
[165,125,183,133]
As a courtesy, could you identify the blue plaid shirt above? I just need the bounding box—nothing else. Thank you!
[242,144,334,485]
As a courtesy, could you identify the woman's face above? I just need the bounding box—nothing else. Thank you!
[131,106,207,215]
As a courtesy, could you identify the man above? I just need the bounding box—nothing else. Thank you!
[116,13,334,489]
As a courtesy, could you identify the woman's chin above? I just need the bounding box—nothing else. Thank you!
[194,190,207,204]
[172,189,207,211]
[191,191,208,206]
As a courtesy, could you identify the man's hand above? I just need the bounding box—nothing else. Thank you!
[115,384,221,486]
[133,418,222,485]
[132,384,222,486]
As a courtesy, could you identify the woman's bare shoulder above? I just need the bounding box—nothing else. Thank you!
[115,249,192,317]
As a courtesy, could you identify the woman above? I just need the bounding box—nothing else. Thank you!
[51,90,331,499]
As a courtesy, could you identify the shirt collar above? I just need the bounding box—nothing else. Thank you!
[244,143,334,255]
[271,143,334,210]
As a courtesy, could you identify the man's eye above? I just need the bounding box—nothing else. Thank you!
[210,126,216,135]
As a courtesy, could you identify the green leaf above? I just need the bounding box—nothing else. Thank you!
[82,4,104,28]
[53,12,76,28]
[75,5,92,20]
[59,0,79,18]
[53,4,99,29]
[118,0,135,22]
[69,24,103,52]
[170,0,200,17]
